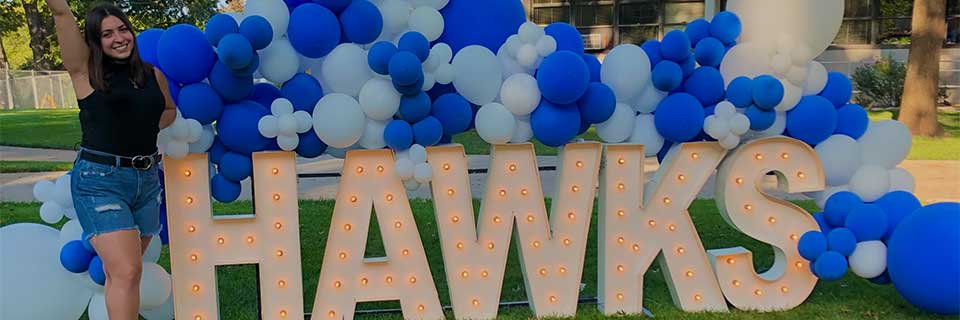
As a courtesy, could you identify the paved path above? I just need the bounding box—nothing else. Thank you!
[0,146,77,162]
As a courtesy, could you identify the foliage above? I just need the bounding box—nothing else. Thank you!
[0,160,72,173]
[851,55,948,111]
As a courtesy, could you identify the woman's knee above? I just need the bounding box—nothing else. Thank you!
[106,258,143,284]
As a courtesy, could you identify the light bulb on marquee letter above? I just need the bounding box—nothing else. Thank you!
[162,152,303,320]
[598,143,729,315]
[707,137,823,311]
[426,143,602,319]
[311,149,443,320]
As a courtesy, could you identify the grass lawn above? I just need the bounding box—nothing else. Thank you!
[868,110,960,160]
[0,109,81,150]
[0,160,73,173]
[1,199,945,319]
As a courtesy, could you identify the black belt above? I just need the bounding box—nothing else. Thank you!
[80,150,161,170]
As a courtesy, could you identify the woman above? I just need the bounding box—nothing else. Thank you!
[46,1,177,318]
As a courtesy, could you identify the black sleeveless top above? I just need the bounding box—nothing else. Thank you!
[78,60,165,157]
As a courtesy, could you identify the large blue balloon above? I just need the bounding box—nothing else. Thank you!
[239,15,273,51]
[577,83,616,124]
[752,75,784,110]
[296,129,328,158]
[219,152,253,182]
[641,40,663,66]
[438,0,526,54]
[786,95,838,145]
[820,72,854,107]
[216,33,254,70]
[814,251,848,281]
[209,61,254,102]
[798,231,828,261]
[834,103,869,139]
[685,18,711,46]
[283,0,310,11]
[652,61,683,92]
[60,240,94,273]
[205,14,239,46]
[581,53,601,82]
[827,227,858,256]
[233,51,260,76]
[398,32,431,62]
[825,191,863,227]
[250,82,281,108]
[136,28,164,67]
[217,101,272,154]
[399,91,432,123]
[340,0,383,44]
[389,51,423,86]
[709,11,742,44]
[654,93,705,142]
[531,100,581,147]
[88,256,105,285]
[679,55,696,78]
[873,191,922,240]
[368,41,398,76]
[282,73,323,113]
[178,83,224,125]
[288,4,341,58]
[544,22,584,54]
[394,75,424,96]
[888,202,960,315]
[745,105,776,131]
[209,137,228,164]
[693,37,725,68]
[413,116,444,146]
[537,51,590,105]
[844,203,889,241]
[157,24,216,84]
[211,174,242,202]
[315,0,352,14]
[660,30,691,62]
[431,93,473,135]
[813,212,833,234]
[726,76,753,108]
[683,67,725,106]
[384,119,415,150]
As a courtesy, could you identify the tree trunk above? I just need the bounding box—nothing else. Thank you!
[899,0,946,137]
[0,38,8,70]
[22,0,53,70]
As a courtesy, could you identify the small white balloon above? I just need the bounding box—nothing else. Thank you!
[425,43,453,71]
[704,116,731,141]
[379,0,412,34]
[408,144,428,163]
[359,78,402,121]
[54,174,72,208]
[510,116,534,143]
[39,202,64,224]
[601,44,651,102]
[596,103,635,143]
[452,45,503,106]
[803,61,828,95]
[815,135,862,186]
[714,101,737,119]
[848,240,887,279]
[395,158,415,179]
[770,53,791,75]
[277,134,300,151]
[632,81,667,114]
[785,65,808,86]
[32,180,55,203]
[403,178,422,191]
[358,118,388,150]
[186,119,203,142]
[849,164,891,202]
[500,73,541,116]
[59,219,84,245]
[189,125,216,153]
[518,22,545,44]
[259,39,299,84]
[729,114,750,136]
[413,163,433,183]
[504,34,522,58]
[888,167,916,193]
[271,98,294,115]
[516,44,539,69]
[536,36,557,56]
[321,44,375,97]
[88,293,109,320]
[858,120,912,169]
[143,237,161,263]
[139,294,174,320]
[475,103,516,144]
[259,116,279,138]
[628,114,664,157]
[293,111,312,133]
[409,7,444,41]
[139,263,172,309]
[718,134,741,149]
[277,114,298,134]
[165,142,189,159]
[64,207,77,220]
[313,93,366,148]
[434,63,454,85]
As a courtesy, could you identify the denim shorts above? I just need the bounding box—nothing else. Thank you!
[71,157,163,241]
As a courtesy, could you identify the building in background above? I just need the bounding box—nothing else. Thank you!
[524,0,960,102]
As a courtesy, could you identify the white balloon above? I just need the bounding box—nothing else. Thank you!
[378,0,411,34]
[500,73,541,116]
[259,39,299,83]
[726,0,843,60]
[140,294,174,320]
[165,142,189,159]
[815,135,862,186]
[411,0,448,9]
[518,22,545,44]
[321,44,375,97]
[359,78,402,121]
[748,111,787,139]
[849,240,887,279]
[277,134,300,151]
[88,293,108,320]
[858,120,912,169]
[775,79,803,111]
[325,145,355,159]
[776,34,796,55]
[188,125,216,153]
[293,111,313,133]
[358,118,388,149]
[475,103,516,144]
[452,46,503,106]
[434,63,454,85]
[704,116,731,141]
[719,134,741,149]
[59,219,84,246]
[186,119,203,142]
[504,34,522,58]
[791,44,814,66]
[888,168,916,193]
[245,0,289,39]
[720,42,773,87]
[849,165,891,202]
[39,202,64,224]
[803,61,828,95]
[271,98,294,115]
[143,237,161,263]
[498,51,527,79]
[313,93,365,148]
[536,36,557,57]
[170,118,190,141]
[54,174,73,208]
[140,263,172,309]
[409,7,444,41]
[597,103,636,143]
[425,43,453,71]
[422,72,436,91]
[395,158,415,179]
[277,114,298,135]
[633,81,666,113]
[408,144,428,163]
[414,163,433,183]
[64,207,77,220]
[786,65,809,86]
[812,185,850,209]
[403,178,422,191]
[1,224,94,320]
[628,114,664,157]
[510,116,534,143]
[714,101,737,119]
[729,114,751,136]
[32,179,55,203]
[516,44,539,69]
[770,53,791,75]
[601,44,651,102]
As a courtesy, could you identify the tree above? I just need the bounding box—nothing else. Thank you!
[224,0,244,13]
[22,0,57,70]
[899,0,946,137]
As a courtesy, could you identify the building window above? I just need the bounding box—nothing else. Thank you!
[830,0,960,46]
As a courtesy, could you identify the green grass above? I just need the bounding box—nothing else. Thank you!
[0,109,82,150]
[1,200,946,319]
[868,110,960,160]
[0,160,73,173]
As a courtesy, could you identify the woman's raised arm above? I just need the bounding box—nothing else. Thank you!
[45,0,92,97]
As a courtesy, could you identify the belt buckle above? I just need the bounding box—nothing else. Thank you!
[131,155,153,170]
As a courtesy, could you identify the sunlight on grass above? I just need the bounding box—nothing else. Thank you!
[0,109,81,150]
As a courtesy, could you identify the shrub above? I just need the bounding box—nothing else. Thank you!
[851,55,949,113]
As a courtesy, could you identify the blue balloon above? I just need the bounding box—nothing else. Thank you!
[398,32,431,62]
[239,15,273,50]
[288,4,341,58]
[178,83,224,125]
[835,103,869,139]
[88,256,105,286]
[389,51,423,86]
[813,212,833,234]
[282,73,323,113]
[693,37,725,68]
[60,240,94,273]
[798,231,828,261]
[660,30,691,62]
[537,51,590,105]
[368,41,398,75]
[384,119,415,150]
[439,134,453,144]
[232,51,260,76]
[652,60,683,92]
[685,18,711,46]
[745,105,776,131]
[205,14,239,46]
[400,91,432,123]
[340,0,383,44]
[752,75,784,110]
[654,93,705,142]
[679,56,696,78]
[209,61,254,102]
[250,83,281,108]
[887,202,960,315]
[577,116,591,135]
[394,75,424,96]
[431,93,473,135]
[656,141,674,164]
[870,271,892,285]
[814,251,848,281]
[581,53,602,83]
[217,34,254,70]
[315,0,352,14]
[219,152,253,182]
[211,174,242,202]
[726,76,753,108]
[641,40,662,66]
[438,0,526,54]
[296,129,328,158]
[825,191,863,227]
[157,24,216,84]
[413,116,444,146]
[283,0,310,11]
[136,28,164,67]
[209,137,228,164]
[874,191,923,240]
[709,11,742,44]
[577,83,616,124]
[820,72,854,107]
[845,204,889,241]
[827,228,858,256]
[531,100,581,147]
[683,67,725,106]
[217,101,272,154]
[544,22,585,54]
[786,95,838,145]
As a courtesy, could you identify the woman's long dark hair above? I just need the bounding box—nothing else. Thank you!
[84,3,152,91]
